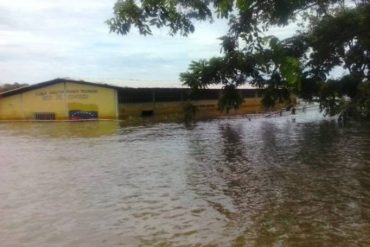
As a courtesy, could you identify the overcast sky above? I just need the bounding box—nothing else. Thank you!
[0,0,297,87]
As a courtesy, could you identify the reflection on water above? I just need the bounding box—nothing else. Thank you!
[1,111,370,246]
[0,121,121,139]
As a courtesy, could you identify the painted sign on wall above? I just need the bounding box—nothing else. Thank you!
[35,89,99,101]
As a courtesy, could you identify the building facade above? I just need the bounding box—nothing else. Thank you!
[0,79,118,120]
[0,78,266,121]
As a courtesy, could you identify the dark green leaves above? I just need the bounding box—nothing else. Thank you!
[107,0,213,36]
[108,0,348,36]
[280,57,301,89]
[108,0,370,118]
[218,84,244,112]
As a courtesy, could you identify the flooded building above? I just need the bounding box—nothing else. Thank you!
[0,78,264,121]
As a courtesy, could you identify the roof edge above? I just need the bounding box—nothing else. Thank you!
[0,78,122,98]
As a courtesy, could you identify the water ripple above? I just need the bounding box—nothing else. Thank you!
[1,112,370,246]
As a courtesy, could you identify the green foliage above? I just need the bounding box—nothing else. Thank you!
[107,0,213,36]
[108,0,350,36]
[183,101,197,122]
[305,4,370,118]
[308,4,370,77]
[280,57,301,89]
[354,81,370,119]
[109,0,370,119]
[218,84,244,112]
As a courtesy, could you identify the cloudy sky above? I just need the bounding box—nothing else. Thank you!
[0,0,297,87]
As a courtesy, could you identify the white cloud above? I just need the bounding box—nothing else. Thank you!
[0,0,295,87]
[0,0,230,87]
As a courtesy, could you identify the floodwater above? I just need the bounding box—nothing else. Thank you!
[1,110,370,246]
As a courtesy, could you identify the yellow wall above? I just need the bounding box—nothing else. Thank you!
[64,82,117,119]
[0,94,24,120]
[0,82,117,120]
[22,83,66,120]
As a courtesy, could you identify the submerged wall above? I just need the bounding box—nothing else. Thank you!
[0,82,117,120]
[119,97,265,122]
[0,80,284,122]
[117,87,267,121]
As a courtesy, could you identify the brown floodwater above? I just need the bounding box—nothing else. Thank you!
[0,110,370,246]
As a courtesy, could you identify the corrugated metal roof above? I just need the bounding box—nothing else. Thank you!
[0,78,263,100]
[0,78,122,98]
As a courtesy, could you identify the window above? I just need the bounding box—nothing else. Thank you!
[33,112,56,120]
[141,110,154,117]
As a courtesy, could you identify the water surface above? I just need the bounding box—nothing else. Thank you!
[1,111,370,246]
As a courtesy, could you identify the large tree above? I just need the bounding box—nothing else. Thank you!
[107,0,370,119]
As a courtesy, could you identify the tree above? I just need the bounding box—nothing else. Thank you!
[108,0,370,119]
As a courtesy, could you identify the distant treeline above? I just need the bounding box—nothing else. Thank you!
[0,83,28,93]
